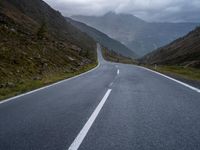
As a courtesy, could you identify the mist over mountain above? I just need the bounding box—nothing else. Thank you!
[72,12,199,57]
[66,17,136,58]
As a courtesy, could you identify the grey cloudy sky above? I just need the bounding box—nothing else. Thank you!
[43,0,200,22]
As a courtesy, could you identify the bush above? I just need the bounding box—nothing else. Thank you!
[37,22,48,39]
[0,0,2,7]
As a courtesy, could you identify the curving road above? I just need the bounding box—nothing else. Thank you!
[0,45,200,150]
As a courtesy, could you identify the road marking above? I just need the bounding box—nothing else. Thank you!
[0,63,100,105]
[139,66,200,93]
[68,89,112,150]
[117,69,120,75]
[109,82,114,87]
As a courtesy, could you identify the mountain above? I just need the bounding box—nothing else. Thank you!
[66,17,136,58]
[141,26,200,68]
[0,0,97,86]
[72,12,199,57]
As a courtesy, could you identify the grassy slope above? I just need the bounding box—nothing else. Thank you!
[101,47,136,64]
[0,1,97,100]
[0,63,97,100]
[140,26,200,83]
[141,26,200,68]
[145,65,200,82]
[0,23,97,100]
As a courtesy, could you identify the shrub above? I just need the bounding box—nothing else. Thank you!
[37,22,48,39]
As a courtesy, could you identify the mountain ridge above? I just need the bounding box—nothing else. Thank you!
[141,26,200,68]
[66,17,136,58]
[72,12,199,57]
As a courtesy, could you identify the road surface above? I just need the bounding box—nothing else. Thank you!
[0,45,200,150]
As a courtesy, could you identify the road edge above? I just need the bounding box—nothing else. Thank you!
[138,66,200,93]
[0,62,100,105]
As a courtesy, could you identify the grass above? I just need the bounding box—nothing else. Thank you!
[0,18,97,101]
[146,65,200,81]
[0,63,97,101]
[101,47,136,64]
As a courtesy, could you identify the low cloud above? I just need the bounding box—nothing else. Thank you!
[43,0,200,22]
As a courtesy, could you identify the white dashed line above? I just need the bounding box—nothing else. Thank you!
[68,89,112,150]
[117,69,120,75]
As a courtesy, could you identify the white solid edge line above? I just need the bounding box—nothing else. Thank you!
[138,66,200,93]
[0,63,100,105]
[68,89,112,150]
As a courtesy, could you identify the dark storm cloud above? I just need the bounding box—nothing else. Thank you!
[43,0,200,22]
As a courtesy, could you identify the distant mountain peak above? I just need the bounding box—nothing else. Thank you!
[102,11,146,22]
[103,11,116,16]
[104,11,131,17]
[72,12,198,57]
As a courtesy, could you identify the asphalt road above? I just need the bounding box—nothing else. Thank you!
[0,45,200,150]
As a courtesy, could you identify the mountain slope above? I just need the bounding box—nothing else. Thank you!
[5,0,96,53]
[0,0,97,99]
[72,12,199,57]
[66,17,136,58]
[141,26,200,68]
